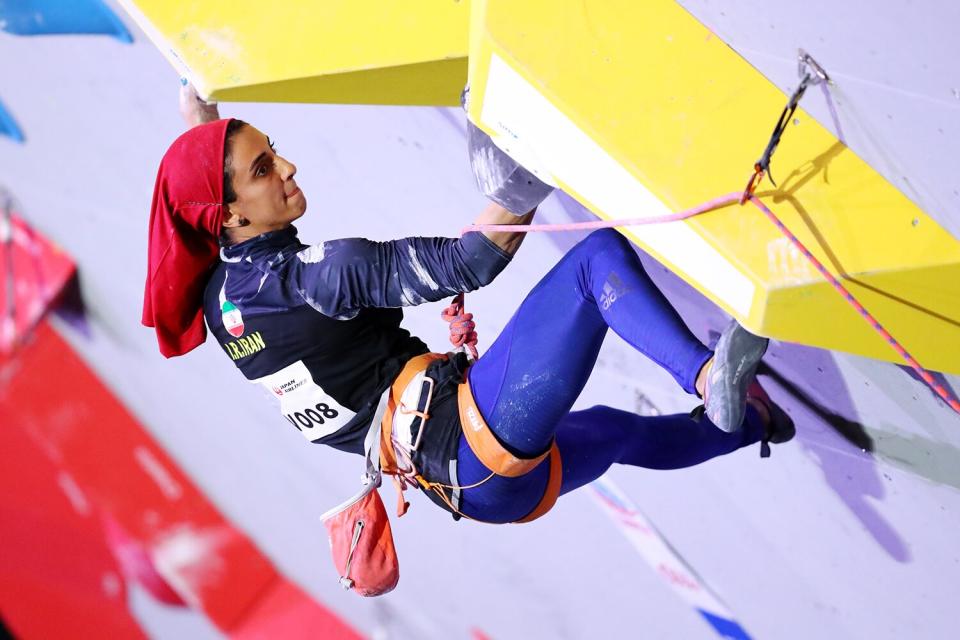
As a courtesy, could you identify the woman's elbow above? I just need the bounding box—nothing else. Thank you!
[471,262,507,289]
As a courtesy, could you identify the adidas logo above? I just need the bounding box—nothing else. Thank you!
[600,282,617,310]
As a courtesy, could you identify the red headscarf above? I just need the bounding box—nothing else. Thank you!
[142,119,233,357]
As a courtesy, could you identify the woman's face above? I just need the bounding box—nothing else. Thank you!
[223,125,306,236]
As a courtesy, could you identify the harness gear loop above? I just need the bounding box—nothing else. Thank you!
[398,404,430,421]
[379,353,445,516]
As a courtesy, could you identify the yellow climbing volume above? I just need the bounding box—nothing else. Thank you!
[117,0,469,105]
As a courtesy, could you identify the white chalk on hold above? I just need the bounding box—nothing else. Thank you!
[467,120,555,215]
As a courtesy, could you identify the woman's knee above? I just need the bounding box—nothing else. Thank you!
[579,228,635,258]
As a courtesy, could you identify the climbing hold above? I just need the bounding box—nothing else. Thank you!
[467,120,554,215]
[0,98,24,143]
[0,0,132,42]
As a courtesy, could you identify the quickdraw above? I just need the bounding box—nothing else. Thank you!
[740,49,831,204]
[453,47,960,422]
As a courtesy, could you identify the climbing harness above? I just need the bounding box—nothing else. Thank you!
[322,347,563,596]
[378,352,563,523]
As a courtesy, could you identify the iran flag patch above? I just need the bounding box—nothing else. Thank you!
[221,300,245,337]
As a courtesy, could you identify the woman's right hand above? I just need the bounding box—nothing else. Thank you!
[179,79,220,128]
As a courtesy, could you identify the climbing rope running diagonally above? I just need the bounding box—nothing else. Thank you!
[455,193,960,416]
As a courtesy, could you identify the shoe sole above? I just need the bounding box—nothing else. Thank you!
[706,322,768,432]
[766,400,796,444]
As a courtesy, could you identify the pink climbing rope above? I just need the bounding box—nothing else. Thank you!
[744,195,960,414]
[450,193,960,415]
[441,293,478,360]
[460,193,742,236]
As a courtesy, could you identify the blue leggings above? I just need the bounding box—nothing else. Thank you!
[457,229,764,523]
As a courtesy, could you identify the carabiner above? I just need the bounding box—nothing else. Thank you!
[740,164,764,205]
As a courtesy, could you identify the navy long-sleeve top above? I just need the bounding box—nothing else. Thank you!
[202,226,511,454]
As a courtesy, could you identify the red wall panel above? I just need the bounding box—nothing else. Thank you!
[0,322,362,639]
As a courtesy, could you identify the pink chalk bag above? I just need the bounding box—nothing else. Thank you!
[320,390,400,597]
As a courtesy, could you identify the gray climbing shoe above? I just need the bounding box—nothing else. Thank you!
[704,321,768,432]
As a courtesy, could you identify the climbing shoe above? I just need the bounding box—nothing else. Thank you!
[704,320,768,432]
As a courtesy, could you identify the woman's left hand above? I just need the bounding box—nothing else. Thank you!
[179,79,220,128]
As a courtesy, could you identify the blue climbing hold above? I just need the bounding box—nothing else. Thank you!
[0,0,133,43]
[0,98,24,143]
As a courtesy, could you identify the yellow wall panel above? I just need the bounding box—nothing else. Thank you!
[119,0,469,105]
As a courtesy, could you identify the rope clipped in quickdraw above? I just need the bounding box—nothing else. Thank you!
[455,47,960,416]
[460,188,960,416]
[733,51,959,412]
[441,292,478,360]
[741,50,830,204]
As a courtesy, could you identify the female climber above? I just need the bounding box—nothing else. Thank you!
[142,86,793,526]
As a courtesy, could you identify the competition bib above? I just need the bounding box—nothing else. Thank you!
[253,361,356,442]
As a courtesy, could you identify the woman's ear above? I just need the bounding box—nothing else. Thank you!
[221,205,247,228]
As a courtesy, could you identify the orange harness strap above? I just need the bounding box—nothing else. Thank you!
[457,375,562,523]
[458,382,550,477]
[379,353,562,524]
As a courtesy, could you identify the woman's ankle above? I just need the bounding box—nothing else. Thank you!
[695,357,713,399]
